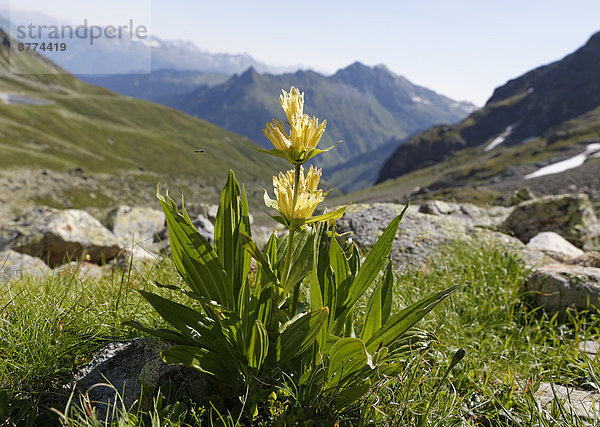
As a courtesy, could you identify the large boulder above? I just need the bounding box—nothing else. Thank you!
[526,232,585,262]
[0,250,50,282]
[419,200,513,229]
[104,206,165,246]
[502,194,600,250]
[336,203,553,271]
[522,264,600,313]
[0,208,121,267]
[74,338,208,418]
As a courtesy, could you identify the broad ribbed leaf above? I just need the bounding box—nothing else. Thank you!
[338,205,408,318]
[157,189,231,308]
[276,228,314,296]
[276,307,329,363]
[366,286,457,353]
[138,291,231,355]
[326,338,374,390]
[361,262,394,342]
[214,170,251,309]
[240,232,278,285]
[248,320,269,370]
[162,345,242,387]
[122,320,191,345]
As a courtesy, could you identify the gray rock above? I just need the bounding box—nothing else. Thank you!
[337,203,551,272]
[566,252,600,268]
[55,261,106,280]
[105,206,165,247]
[502,194,600,250]
[115,245,161,268]
[0,208,121,267]
[522,264,600,313]
[579,340,599,356]
[536,382,600,420]
[418,201,513,229]
[526,232,585,262]
[74,338,208,417]
[0,250,50,282]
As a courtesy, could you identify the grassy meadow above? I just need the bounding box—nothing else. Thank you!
[2,241,600,426]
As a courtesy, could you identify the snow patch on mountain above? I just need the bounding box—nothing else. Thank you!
[525,143,600,179]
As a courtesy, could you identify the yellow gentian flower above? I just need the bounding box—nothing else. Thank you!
[265,165,325,223]
[261,86,333,164]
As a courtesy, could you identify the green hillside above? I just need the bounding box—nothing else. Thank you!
[0,30,284,219]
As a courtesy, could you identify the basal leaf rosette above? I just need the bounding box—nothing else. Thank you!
[258,86,336,164]
[264,165,347,229]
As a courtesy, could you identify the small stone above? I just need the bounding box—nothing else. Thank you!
[526,232,585,262]
[522,264,600,314]
[0,250,50,282]
[55,261,104,280]
[579,340,599,356]
[536,382,600,419]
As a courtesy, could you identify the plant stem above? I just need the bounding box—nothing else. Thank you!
[283,163,301,315]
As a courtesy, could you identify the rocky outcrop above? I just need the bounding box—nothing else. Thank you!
[104,206,165,246]
[336,203,553,272]
[418,200,513,229]
[0,250,50,282]
[522,264,600,313]
[0,208,121,267]
[502,194,600,250]
[74,338,208,417]
[526,232,585,262]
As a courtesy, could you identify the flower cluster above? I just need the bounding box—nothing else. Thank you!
[263,86,345,226]
[262,87,329,165]
[269,166,325,223]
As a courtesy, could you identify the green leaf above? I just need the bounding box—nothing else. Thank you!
[326,338,374,390]
[122,321,191,345]
[337,205,408,320]
[157,189,231,309]
[162,345,242,387]
[240,232,278,285]
[248,320,269,370]
[138,290,206,338]
[276,307,329,364]
[304,205,349,225]
[214,170,251,309]
[365,286,457,353]
[361,262,394,342]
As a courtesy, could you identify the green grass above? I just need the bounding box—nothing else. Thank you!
[3,241,600,425]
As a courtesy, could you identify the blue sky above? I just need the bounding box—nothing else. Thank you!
[5,0,600,105]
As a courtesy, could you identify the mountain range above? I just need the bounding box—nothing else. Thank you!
[349,31,600,206]
[157,63,475,190]
[0,9,296,75]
